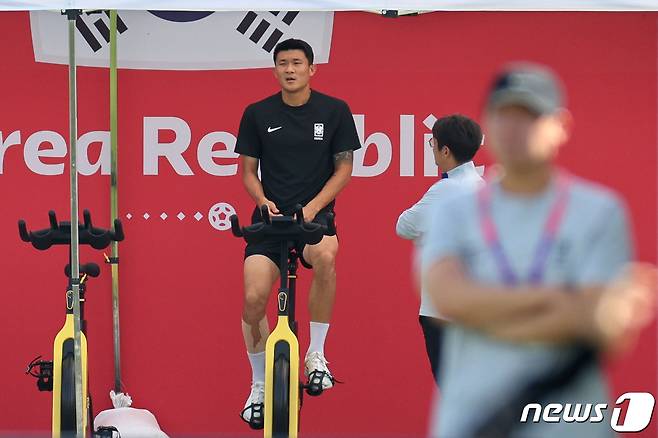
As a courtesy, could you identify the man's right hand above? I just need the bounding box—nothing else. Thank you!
[589,263,658,355]
[260,199,281,218]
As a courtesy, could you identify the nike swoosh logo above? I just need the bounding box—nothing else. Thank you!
[267,126,282,133]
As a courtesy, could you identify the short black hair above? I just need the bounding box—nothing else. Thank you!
[432,115,483,164]
[273,38,314,65]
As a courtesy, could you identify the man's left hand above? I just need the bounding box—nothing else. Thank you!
[302,203,320,222]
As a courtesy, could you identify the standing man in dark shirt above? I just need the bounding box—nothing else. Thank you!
[234,38,361,425]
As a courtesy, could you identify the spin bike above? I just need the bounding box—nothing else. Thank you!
[230,204,336,438]
[21,210,124,438]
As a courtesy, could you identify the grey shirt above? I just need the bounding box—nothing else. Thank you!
[420,174,632,438]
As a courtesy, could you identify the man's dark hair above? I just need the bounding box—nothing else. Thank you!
[273,38,314,65]
[432,114,483,164]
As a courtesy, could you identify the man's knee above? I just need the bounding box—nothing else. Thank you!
[311,249,337,275]
[243,288,268,323]
[243,256,277,314]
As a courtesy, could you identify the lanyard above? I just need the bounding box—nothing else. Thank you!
[477,174,570,286]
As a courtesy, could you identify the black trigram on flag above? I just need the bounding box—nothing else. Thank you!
[236,11,300,53]
[76,11,128,53]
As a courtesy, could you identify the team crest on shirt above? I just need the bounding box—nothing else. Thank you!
[314,123,324,140]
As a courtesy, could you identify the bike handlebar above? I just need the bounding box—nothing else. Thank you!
[230,204,336,246]
[18,210,125,251]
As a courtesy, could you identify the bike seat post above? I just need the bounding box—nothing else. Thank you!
[277,240,291,322]
[287,247,299,335]
[79,280,87,335]
[65,243,74,317]
[65,256,89,337]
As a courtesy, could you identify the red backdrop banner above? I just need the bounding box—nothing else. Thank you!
[1,10,656,437]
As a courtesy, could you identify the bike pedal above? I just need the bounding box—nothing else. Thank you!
[249,404,264,430]
[305,370,331,396]
[26,357,53,392]
[249,418,265,430]
[305,382,324,397]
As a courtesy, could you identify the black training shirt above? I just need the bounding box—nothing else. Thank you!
[235,90,361,213]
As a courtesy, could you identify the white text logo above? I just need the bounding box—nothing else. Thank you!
[520,392,655,432]
[1,114,444,178]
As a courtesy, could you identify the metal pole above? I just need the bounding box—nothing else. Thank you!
[66,9,85,438]
[109,9,122,394]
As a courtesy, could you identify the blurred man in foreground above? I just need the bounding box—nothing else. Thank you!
[420,62,656,437]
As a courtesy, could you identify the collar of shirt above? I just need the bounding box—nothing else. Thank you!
[444,161,479,180]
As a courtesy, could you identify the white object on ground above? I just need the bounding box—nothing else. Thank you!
[94,391,168,438]
[94,407,168,438]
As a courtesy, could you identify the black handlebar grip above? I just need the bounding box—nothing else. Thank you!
[294,204,304,224]
[260,204,271,225]
[89,235,111,250]
[83,209,92,229]
[325,213,336,236]
[113,219,125,242]
[48,210,58,230]
[84,263,101,277]
[300,221,323,245]
[18,220,30,242]
[65,262,101,278]
[230,215,243,237]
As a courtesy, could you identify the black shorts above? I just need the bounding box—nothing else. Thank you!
[243,205,337,269]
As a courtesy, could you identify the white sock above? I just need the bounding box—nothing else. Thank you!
[248,351,265,383]
[307,322,330,356]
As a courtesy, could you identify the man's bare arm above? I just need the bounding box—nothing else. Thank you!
[303,150,354,220]
[423,257,595,344]
[240,155,279,214]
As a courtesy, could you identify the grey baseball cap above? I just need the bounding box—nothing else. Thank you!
[486,62,566,115]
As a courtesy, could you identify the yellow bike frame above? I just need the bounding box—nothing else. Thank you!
[264,242,302,438]
[264,313,300,438]
[52,285,89,437]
